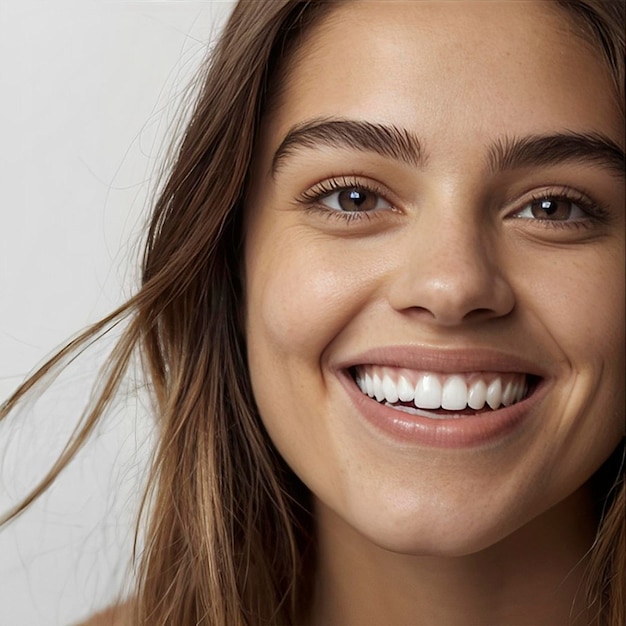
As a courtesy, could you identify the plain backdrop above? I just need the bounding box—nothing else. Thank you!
[0,2,235,624]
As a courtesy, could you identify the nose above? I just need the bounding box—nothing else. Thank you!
[387,214,515,326]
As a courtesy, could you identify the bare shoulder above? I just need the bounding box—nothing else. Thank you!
[74,601,134,626]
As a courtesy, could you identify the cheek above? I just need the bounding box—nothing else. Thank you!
[513,243,625,477]
[244,230,385,367]
[243,233,355,479]
[243,226,391,478]
[496,224,621,348]
[247,255,343,375]
[250,261,349,359]
[523,245,625,367]
[244,233,350,432]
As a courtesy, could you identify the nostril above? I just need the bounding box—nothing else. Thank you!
[462,307,506,321]
[388,260,517,326]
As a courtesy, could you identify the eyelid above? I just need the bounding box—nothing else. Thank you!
[505,185,610,222]
[512,197,586,221]
[297,175,399,211]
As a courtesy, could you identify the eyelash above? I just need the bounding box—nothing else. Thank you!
[296,177,612,228]
[296,176,392,223]
[511,186,612,230]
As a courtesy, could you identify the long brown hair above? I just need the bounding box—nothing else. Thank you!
[1,1,624,624]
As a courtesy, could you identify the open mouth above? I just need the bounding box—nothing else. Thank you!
[350,365,540,418]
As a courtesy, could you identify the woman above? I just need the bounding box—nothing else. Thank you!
[2,0,624,624]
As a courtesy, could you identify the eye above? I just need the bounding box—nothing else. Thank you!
[321,186,391,212]
[513,196,587,221]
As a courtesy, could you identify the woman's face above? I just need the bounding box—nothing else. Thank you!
[244,0,624,555]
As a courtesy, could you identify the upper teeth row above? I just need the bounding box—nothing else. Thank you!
[354,370,527,411]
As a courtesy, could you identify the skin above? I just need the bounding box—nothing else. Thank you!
[245,1,625,624]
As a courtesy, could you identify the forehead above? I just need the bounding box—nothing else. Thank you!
[261,0,621,159]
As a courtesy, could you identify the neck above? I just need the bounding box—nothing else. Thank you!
[309,487,597,626]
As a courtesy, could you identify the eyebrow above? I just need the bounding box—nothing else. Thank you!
[271,119,625,180]
[488,132,625,178]
[271,118,424,174]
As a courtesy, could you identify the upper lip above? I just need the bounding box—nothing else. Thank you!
[332,345,549,378]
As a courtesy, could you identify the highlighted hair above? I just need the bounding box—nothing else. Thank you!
[2,1,623,624]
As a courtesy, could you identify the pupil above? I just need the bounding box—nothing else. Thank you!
[349,189,367,206]
[338,187,374,212]
[541,199,557,216]
[338,187,378,212]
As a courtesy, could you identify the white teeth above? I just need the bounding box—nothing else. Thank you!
[486,378,503,410]
[354,367,529,413]
[441,375,468,410]
[467,379,487,410]
[373,373,385,402]
[355,375,365,393]
[382,374,399,403]
[385,402,450,419]
[397,375,414,402]
[502,380,516,406]
[414,373,442,409]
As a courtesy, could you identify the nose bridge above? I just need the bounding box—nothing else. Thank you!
[430,213,491,282]
[389,206,514,325]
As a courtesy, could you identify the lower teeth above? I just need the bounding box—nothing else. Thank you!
[384,401,473,419]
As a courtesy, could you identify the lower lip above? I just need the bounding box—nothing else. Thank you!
[339,372,545,448]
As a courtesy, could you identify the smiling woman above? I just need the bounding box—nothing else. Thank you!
[1,1,624,625]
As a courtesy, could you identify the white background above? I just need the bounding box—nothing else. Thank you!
[0,2,235,624]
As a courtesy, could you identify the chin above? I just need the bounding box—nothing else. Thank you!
[320,476,591,561]
[351,509,524,558]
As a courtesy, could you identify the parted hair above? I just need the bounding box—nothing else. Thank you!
[1,1,624,624]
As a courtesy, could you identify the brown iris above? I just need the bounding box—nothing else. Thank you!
[530,197,576,220]
[335,188,379,212]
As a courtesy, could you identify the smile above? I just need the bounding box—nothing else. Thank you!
[352,366,532,417]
